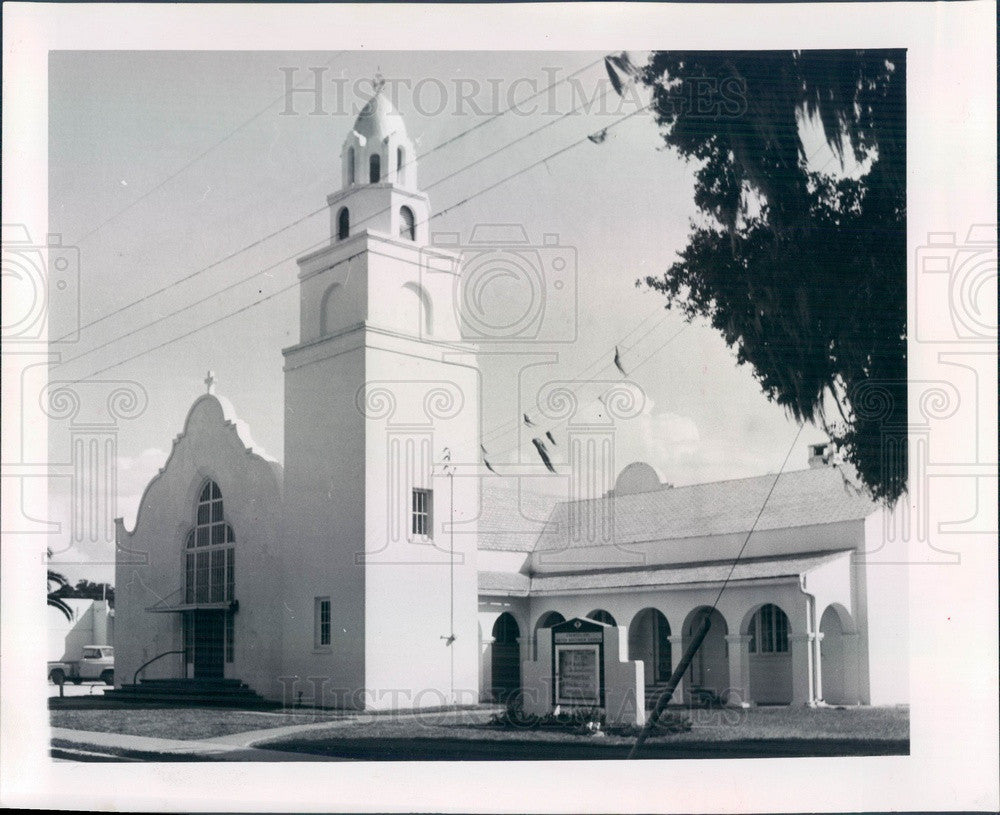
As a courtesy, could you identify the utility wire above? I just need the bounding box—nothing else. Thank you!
[51,56,607,347]
[70,52,349,247]
[55,86,618,370]
[68,100,651,382]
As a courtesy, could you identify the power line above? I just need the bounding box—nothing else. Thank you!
[709,422,805,611]
[69,52,350,247]
[51,56,608,347]
[61,99,648,376]
[55,85,618,370]
[68,99,652,382]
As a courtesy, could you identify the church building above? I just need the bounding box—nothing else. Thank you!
[113,90,908,711]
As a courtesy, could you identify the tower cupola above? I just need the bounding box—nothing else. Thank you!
[328,84,429,245]
[341,87,419,191]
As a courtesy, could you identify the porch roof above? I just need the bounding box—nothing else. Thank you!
[479,549,850,597]
[144,601,234,613]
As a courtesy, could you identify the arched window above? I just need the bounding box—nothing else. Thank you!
[185,481,235,606]
[337,207,349,241]
[347,147,355,184]
[587,609,616,626]
[748,603,789,653]
[369,153,381,183]
[399,206,416,241]
[396,146,405,184]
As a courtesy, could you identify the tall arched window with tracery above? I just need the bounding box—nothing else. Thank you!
[185,481,236,605]
[183,481,237,671]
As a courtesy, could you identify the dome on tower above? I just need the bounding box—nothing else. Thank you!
[352,87,408,145]
[340,84,419,192]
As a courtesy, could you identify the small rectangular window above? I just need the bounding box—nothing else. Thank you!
[315,597,332,648]
[411,488,432,538]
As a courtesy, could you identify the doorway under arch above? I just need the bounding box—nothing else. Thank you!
[491,613,521,702]
[683,607,728,703]
[628,608,672,685]
[820,604,857,705]
[744,602,792,704]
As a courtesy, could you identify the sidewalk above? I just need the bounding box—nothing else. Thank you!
[50,707,497,761]
[50,721,357,762]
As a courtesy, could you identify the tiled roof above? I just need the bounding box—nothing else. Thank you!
[533,466,877,552]
[475,484,559,552]
[478,570,531,596]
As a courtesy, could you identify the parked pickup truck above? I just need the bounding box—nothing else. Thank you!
[48,645,114,685]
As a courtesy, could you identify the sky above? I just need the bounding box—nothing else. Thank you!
[47,50,834,582]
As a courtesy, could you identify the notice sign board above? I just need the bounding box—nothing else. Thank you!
[550,618,607,707]
[555,645,601,706]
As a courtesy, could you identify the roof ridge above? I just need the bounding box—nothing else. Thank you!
[549,465,827,509]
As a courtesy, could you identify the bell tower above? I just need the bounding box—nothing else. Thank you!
[294,85,460,346]
[280,86,480,709]
[330,87,430,245]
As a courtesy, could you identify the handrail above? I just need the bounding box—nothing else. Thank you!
[133,649,185,686]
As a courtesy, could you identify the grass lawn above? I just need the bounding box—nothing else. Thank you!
[51,703,908,759]
[257,705,909,760]
[50,706,351,741]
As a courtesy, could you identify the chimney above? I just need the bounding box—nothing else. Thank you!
[808,442,832,469]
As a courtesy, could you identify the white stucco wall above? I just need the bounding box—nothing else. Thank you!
[858,510,910,704]
[281,328,367,706]
[360,336,480,708]
[114,395,283,696]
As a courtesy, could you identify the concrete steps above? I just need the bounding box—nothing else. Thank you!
[104,678,277,708]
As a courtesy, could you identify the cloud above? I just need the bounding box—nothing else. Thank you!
[116,447,169,528]
[615,399,701,475]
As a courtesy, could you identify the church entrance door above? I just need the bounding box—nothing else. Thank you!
[193,610,225,678]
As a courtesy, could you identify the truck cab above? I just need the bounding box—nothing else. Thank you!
[48,645,115,686]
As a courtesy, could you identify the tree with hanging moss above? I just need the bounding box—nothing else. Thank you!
[637,50,906,503]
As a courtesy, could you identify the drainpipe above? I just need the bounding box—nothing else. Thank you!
[798,574,823,706]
